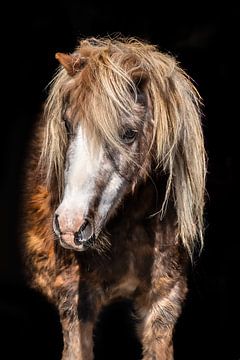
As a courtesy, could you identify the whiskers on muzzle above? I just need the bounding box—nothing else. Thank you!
[93,231,111,255]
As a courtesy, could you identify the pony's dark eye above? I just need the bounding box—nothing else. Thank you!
[120,129,137,144]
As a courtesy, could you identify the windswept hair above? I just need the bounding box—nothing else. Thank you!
[40,37,206,254]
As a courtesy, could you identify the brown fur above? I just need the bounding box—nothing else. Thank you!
[22,37,206,359]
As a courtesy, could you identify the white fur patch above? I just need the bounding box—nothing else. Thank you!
[57,125,103,216]
[56,125,125,231]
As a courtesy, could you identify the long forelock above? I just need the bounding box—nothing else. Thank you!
[73,40,149,150]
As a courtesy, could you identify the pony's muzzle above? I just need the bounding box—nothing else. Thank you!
[53,214,95,251]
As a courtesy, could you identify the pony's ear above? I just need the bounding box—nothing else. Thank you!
[55,52,87,76]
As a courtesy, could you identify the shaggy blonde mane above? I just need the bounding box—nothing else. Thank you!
[40,37,206,254]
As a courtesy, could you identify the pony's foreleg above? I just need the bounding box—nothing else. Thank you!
[137,316,174,360]
[58,280,102,360]
[60,315,95,360]
[135,281,186,360]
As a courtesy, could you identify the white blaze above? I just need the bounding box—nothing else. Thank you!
[56,124,126,232]
[58,125,103,216]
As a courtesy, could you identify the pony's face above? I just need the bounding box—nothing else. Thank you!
[53,87,153,251]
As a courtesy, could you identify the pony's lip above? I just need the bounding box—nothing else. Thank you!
[59,238,94,252]
[58,232,96,252]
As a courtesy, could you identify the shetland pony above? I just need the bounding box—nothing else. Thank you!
[23,37,206,360]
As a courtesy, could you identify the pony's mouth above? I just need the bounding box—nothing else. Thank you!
[59,233,96,252]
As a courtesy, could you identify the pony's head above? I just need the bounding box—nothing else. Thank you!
[40,37,206,254]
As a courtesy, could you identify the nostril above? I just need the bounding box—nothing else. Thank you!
[74,219,93,245]
[53,213,61,236]
[74,231,83,245]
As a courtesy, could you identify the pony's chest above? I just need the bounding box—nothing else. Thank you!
[102,254,141,300]
[100,233,153,299]
[110,265,139,299]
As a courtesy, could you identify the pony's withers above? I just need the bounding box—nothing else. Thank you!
[23,37,206,360]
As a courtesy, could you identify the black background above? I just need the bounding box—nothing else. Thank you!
[1,2,238,359]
